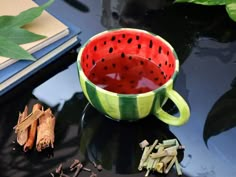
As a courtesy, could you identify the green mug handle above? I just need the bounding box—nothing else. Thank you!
[154,89,190,126]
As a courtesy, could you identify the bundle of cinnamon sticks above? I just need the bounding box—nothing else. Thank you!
[14,103,56,152]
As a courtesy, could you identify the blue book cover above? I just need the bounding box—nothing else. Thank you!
[0,20,81,96]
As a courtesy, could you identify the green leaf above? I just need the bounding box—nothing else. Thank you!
[0,0,54,29]
[0,36,35,60]
[0,0,54,60]
[226,2,236,22]
[174,0,226,5]
[0,27,45,44]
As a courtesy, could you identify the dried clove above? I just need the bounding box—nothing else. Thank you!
[70,159,80,171]
[60,173,70,177]
[90,172,97,177]
[55,163,63,174]
[72,163,83,177]
[96,164,103,171]
[82,167,92,172]
[91,161,97,168]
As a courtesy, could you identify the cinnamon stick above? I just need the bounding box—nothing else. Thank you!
[23,103,42,152]
[36,108,56,152]
[14,109,44,133]
[16,105,29,146]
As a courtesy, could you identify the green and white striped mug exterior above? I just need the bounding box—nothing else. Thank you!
[77,28,190,126]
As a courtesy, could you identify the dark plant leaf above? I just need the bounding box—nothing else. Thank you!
[0,27,45,44]
[0,36,35,60]
[203,87,236,145]
[174,0,236,22]
[174,0,226,5]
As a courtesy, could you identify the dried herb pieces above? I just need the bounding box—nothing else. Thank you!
[139,139,149,149]
[138,139,184,176]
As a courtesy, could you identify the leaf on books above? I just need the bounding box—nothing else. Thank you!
[0,36,35,60]
[0,0,54,60]
[0,0,54,29]
[0,28,45,45]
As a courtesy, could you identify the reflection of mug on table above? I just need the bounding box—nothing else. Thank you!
[77,28,190,126]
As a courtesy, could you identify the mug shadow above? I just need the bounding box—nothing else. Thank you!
[78,102,184,174]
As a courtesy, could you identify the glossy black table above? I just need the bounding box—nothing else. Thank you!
[1,0,236,177]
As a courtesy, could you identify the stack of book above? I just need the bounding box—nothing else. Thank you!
[0,0,81,96]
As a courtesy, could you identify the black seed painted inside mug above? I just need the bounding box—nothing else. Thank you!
[88,55,167,94]
[81,30,177,94]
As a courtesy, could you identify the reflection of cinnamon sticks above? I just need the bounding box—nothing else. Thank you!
[14,103,56,152]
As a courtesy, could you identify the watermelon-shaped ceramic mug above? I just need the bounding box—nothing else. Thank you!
[77,28,190,126]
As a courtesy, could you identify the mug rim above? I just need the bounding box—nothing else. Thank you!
[77,28,179,97]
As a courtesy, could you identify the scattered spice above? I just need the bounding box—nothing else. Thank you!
[91,161,102,171]
[138,139,158,171]
[16,105,29,146]
[54,163,71,177]
[23,104,41,152]
[14,108,44,133]
[55,163,63,174]
[70,159,80,170]
[50,159,101,177]
[60,173,70,177]
[14,103,56,152]
[36,108,56,151]
[96,164,103,171]
[72,163,83,177]
[138,138,184,176]
[139,139,149,149]
[82,167,92,172]
[91,161,97,168]
[90,172,97,177]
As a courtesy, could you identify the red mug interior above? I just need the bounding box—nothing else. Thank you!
[80,29,176,94]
